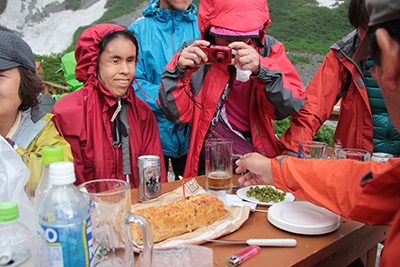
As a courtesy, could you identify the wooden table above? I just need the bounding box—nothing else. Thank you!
[131,176,389,267]
[327,108,340,121]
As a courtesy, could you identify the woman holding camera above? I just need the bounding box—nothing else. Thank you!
[158,0,306,177]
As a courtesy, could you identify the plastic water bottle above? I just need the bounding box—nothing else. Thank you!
[0,201,36,266]
[34,146,64,267]
[39,162,93,267]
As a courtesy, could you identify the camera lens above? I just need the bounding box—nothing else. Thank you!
[214,51,227,63]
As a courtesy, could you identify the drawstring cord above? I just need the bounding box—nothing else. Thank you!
[111,98,122,122]
[134,78,150,100]
[112,98,125,149]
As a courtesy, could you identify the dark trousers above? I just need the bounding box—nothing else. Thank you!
[164,154,188,181]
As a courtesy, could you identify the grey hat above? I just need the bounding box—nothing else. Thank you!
[0,31,36,73]
[353,0,400,62]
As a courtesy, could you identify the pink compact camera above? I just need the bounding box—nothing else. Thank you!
[200,45,233,64]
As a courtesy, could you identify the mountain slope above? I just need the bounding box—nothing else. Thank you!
[0,0,347,56]
[0,0,147,55]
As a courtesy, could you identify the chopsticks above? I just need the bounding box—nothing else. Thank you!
[255,209,268,213]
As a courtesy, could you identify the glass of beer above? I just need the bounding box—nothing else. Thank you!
[205,138,233,194]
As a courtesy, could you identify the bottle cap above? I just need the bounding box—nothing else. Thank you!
[42,146,64,164]
[49,162,76,185]
[0,201,19,223]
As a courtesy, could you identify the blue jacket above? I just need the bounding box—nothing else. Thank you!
[128,0,200,158]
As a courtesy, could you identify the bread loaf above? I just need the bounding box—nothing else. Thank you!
[131,194,225,244]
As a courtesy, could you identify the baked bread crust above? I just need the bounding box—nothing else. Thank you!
[132,194,225,244]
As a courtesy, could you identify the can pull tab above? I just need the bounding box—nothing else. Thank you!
[227,245,261,266]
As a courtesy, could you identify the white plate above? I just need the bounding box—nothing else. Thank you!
[267,201,340,235]
[236,185,295,206]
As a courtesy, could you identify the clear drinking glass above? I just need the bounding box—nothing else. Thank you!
[21,152,43,204]
[336,148,371,162]
[298,141,328,159]
[79,179,153,267]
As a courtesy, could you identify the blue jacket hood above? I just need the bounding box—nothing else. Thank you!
[143,0,198,23]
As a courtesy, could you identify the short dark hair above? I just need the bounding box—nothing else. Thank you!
[368,18,400,66]
[348,0,369,29]
[96,29,138,69]
[18,67,42,111]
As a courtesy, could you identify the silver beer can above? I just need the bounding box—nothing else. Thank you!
[137,155,162,202]
[0,246,34,266]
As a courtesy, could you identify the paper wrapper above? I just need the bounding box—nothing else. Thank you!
[131,178,250,252]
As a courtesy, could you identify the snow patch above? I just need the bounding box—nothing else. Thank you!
[0,0,108,55]
[317,0,344,8]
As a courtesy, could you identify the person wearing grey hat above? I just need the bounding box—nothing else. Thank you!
[234,1,400,266]
[0,30,73,161]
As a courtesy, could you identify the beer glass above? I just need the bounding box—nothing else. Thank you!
[205,138,234,194]
[21,152,43,204]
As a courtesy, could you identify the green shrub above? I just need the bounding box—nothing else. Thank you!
[314,124,335,147]
[34,53,65,94]
[267,0,353,55]
[287,54,312,65]
[66,0,81,10]
[273,117,335,147]
[99,0,143,24]
[273,117,292,139]
[0,0,6,14]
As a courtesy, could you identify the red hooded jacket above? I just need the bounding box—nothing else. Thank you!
[279,30,374,154]
[158,0,306,178]
[52,24,167,188]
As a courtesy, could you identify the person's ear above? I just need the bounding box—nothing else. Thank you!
[375,28,400,92]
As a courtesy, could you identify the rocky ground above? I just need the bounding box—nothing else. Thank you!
[287,51,326,88]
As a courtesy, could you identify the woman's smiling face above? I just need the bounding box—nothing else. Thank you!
[98,36,137,97]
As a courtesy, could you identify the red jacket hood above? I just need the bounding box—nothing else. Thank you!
[197,0,271,43]
[74,24,140,106]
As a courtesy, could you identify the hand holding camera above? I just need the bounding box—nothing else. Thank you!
[177,40,259,75]
[178,40,234,69]
[199,45,233,64]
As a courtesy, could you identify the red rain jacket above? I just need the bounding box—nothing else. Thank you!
[279,30,374,154]
[272,157,400,267]
[158,0,306,178]
[52,24,167,188]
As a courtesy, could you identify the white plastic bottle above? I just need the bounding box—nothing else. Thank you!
[38,162,94,267]
[34,146,64,267]
[0,201,36,266]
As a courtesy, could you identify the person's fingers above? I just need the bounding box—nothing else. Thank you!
[229,41,250,50]
[235,166,243,174]
[244,177,259,187]
[191,40,210,48]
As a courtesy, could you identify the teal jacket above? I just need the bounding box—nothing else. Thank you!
[128,0,200,158]
[365,59,400,156]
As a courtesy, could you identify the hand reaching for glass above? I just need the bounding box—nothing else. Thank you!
[235,153,274,186]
